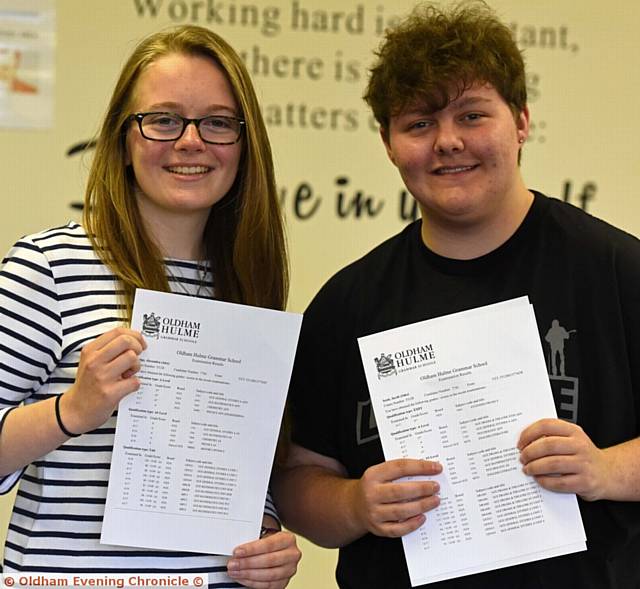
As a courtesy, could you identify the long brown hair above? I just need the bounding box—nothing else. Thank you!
[84,25,288,315]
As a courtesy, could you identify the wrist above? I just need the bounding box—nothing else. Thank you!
[54,394,81,438]
[344,477,370,539]
[597,446,617,501]
[260,526,280,538]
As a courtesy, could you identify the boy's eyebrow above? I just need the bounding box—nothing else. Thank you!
[450,96,493,110]
[400,95,494,117]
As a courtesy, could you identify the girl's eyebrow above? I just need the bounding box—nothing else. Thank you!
[144,101,237,114]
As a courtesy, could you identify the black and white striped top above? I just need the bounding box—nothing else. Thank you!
[0,223,277,581]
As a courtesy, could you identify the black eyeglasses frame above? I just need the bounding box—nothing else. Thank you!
[128,112,246,145]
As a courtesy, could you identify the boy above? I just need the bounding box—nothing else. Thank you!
[274,2,640,588]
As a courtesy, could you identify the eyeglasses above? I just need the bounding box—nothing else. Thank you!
[128,112,245,145]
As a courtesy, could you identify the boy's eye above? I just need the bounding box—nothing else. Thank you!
[409,120,432,130]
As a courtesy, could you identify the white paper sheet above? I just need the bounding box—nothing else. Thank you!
[358,297,586,586]
[101,289,302,555]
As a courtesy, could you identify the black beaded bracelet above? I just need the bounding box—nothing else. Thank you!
[54,395,81,438]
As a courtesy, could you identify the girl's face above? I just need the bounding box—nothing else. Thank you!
[126,52,242,230]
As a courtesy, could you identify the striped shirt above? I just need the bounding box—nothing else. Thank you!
[0,223,277,582]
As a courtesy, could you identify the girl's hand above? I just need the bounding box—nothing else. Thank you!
[61,327,146,434]
[227,529,301,589]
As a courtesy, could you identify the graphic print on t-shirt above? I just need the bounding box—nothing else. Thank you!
[356,399,379,445]
[544,319,579,424]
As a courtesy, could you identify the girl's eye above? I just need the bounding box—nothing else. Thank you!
[203,116,232,130]
[147,114,180,127]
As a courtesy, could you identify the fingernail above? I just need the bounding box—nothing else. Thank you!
[233,548,245,557]
[432,482,440,493]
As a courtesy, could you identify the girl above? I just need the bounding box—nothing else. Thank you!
[0,25,299,588]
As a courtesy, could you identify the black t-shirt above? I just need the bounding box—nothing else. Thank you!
[288,192,640,589]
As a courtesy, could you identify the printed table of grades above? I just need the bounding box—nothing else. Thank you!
[359,297,586,586]
[101,289,301,555]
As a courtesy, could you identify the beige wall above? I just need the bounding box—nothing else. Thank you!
[1,1,639,586]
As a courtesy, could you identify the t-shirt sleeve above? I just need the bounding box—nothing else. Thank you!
[615,233,640,426]
[287,273,352,462]
[0,236,62,492]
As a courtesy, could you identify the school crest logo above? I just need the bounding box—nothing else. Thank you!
[374,353,397,379]
[141,312,161,339]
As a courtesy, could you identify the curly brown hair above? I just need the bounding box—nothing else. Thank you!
[364,1,526,131]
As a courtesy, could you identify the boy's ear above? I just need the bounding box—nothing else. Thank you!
[516,105,530,143]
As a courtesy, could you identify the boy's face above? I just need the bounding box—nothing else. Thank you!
[382,83,529,230]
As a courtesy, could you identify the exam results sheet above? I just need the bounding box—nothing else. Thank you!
[359,298,585,585]
[102,289,302,555]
